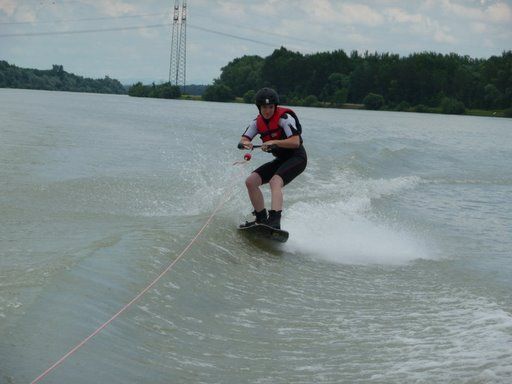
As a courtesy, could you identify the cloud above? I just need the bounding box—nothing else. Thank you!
[486,2,512,22]
[2,3,37,23]
[385,8,423,24]
[249,0,282,17]
[339,3,385,26]
[346,32,375,45]
[439,0,483,19]
[217,1,249,20]
[434,29,457,44]
[438,0,512,23]
[470,21,487,34]
[86,0,137,17]
[298,0,384,27]
[419,22,457,45]
[301,0,337,22]
[0,0,16,16]
[382,5,457,46]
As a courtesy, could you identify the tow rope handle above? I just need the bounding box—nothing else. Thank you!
[235,142,277,164]
[237,143,276,150]
[237,142,261,150]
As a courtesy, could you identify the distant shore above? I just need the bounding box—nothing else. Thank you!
[0,87,507,118]
[179,94,508,118]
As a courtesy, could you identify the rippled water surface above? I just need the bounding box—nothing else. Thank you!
[1,89,511,383]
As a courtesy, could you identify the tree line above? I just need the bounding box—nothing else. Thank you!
[3,50,510,117]
[128,82,181,99]
[0,61,126,94]
[203,48,512,116]
[127,83,207,99]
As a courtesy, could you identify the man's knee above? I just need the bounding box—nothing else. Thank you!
[269,175,283,190]
[246,173,262,189]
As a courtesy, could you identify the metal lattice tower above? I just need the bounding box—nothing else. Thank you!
[168,0,187,90]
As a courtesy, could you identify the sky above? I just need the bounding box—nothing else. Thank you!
[0,0,511,85]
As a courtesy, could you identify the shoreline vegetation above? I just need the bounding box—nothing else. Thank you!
[196,48,512,118]
[1,47,511,118]
[0,60,125,95]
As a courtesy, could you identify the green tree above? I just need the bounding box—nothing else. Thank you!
[413,104,429,113]
[202,83,235,102]
[303,94,319,107]
[0,60,126,94]
[363,93,385,110]
[504,105,512,117]
[440,97,466,114]
[321,72,349,102]
[219,55,264,96]
[153,83,181,99]
[261,47,305,95]
[128,82,147,97]
[332,88,348,106]
[243,89,256,104]
[128,82,181,99]
[483,84,503,108]
[395,101,410,111]
[349,59,378,103]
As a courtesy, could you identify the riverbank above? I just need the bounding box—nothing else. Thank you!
[178,94,509,118]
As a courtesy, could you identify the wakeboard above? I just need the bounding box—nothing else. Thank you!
[238,222,289,243]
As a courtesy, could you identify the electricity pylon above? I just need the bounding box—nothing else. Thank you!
[168,0,187,90]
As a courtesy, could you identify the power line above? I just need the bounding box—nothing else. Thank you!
[191,14,322,48]
[0,12,317,46]
[0,23,170,37]
[189,24,275,47]
[0,11,326,50]
[0,22,276,48]
[0,20,324,51]
[0,12,167,25]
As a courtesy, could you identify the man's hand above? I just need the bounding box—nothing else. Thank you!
[262,141,277,152]
[238,141,253,150]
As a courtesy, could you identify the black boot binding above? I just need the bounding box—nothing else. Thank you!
[267,210,282,229]
[240,209,267,228]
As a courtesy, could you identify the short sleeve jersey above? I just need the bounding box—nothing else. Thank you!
[242,113,299,140]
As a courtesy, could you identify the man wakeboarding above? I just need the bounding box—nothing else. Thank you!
[238,87,307,235]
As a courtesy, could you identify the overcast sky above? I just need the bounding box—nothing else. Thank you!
[0,0,511,85]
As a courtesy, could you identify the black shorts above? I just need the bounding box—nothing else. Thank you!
[253,146,307,186]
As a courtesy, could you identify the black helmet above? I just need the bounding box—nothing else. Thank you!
[255,87,279,107]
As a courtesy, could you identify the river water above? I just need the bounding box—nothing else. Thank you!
[1,89,511,383]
